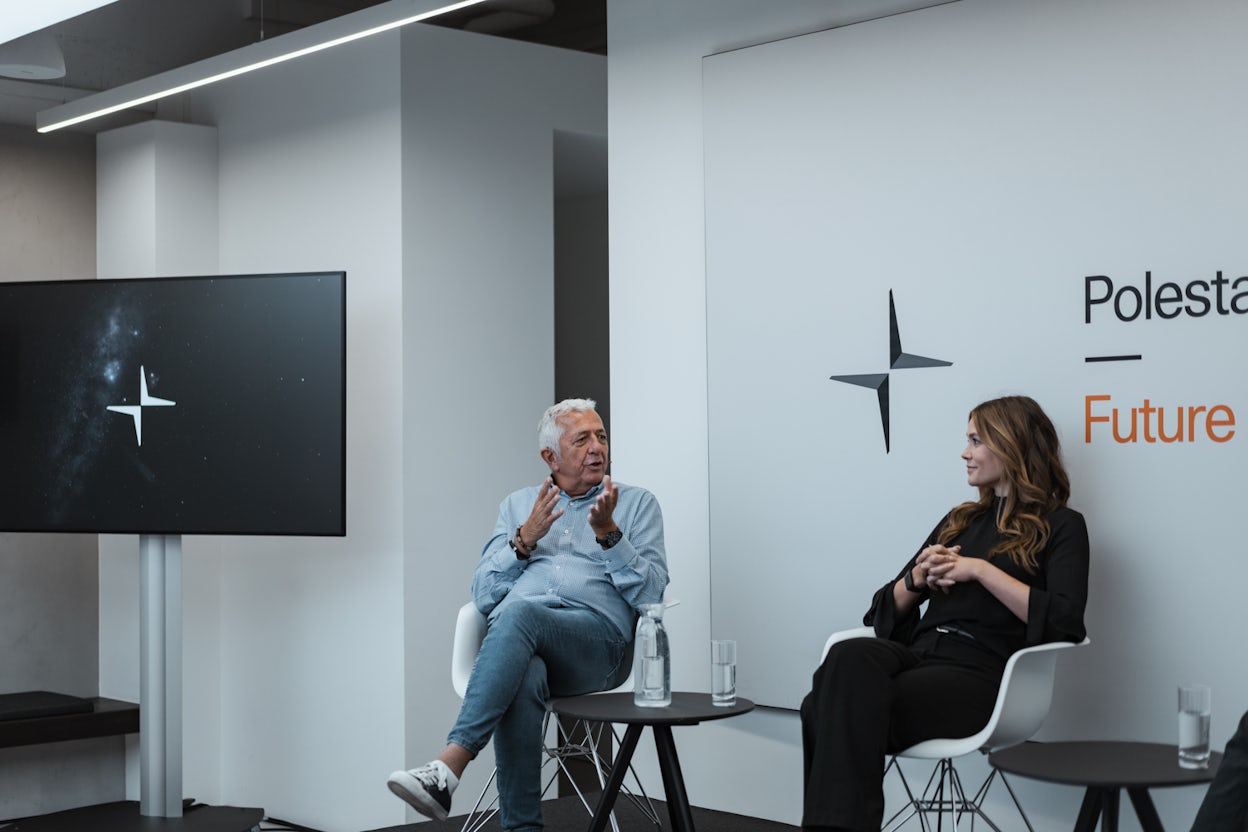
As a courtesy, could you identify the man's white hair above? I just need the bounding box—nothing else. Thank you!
[538,398,598,461]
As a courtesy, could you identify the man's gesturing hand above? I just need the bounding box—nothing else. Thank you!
[519,477,564,546]
[588,474,619,537]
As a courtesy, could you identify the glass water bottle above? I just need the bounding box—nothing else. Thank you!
[633,603,671,707]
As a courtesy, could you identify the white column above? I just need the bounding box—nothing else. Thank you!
[97,120,220,814]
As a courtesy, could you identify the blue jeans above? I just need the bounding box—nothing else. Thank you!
[448,601,629,832]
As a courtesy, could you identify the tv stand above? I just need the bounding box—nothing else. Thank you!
[140,533,182,818]
[132,536,264,828]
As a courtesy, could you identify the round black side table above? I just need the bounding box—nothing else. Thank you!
[549,691,755,832]
[990,740,1222,831]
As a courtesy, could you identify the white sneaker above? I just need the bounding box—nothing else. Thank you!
[387,760,459,821]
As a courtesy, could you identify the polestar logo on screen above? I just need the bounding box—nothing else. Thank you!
[106,365,176,447]
[830,290,952,453]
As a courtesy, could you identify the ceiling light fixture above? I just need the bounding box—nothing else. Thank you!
[0,32,67,80]
[36,0,488,133]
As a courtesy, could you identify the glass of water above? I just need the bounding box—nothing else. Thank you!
[711,639,736,707]
[1178,682,1211,769]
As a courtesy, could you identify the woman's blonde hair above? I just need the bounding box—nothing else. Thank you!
[937,395,1070,572]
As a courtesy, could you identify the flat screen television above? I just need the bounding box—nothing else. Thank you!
[0,272,346,536]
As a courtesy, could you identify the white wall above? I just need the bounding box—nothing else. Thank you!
[399,23,607,818]
[202,39,403,832]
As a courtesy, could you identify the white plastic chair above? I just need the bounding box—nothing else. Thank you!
[451,601,662,832]
[819,626,1090,832]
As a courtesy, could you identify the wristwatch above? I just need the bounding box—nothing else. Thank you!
[596,529,623,550]
[903,568,924,593]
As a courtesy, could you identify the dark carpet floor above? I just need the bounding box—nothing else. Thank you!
[362,793,798,832]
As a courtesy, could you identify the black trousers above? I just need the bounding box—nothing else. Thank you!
[800,632,1006,832]
[1190,710,1248,832]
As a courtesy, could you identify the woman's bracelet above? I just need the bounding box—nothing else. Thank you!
[903,568,924,593]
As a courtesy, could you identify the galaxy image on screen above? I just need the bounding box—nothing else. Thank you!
[0,272,346,536]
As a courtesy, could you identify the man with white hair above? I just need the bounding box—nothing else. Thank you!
[387,398,669,831]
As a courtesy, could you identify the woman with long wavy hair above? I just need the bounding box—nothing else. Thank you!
[801,395,1089,832]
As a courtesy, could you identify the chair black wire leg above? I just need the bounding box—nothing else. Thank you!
[922,759,947,832]
[937,760,952,832]
[885,757,1020,832]
[550,718,627,832]
[952,764,1005,832]
[947,761,975,832]
[882,757,924,832]
[458,764,501,832]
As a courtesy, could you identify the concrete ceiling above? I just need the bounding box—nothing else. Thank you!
[0,0,606,133]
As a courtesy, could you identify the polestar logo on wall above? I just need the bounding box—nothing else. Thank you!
[830,290,952,453]
[107,365,176,447]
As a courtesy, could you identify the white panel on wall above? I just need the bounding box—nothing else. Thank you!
[704,0,1248,755]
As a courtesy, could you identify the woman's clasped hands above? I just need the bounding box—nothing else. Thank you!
[916,544,976,592]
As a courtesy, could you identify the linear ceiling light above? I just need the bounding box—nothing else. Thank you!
[36,0,487,133]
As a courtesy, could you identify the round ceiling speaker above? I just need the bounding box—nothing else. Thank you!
[0,32,66,80]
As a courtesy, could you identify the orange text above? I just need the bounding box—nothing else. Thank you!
[1085,395,1235,443]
